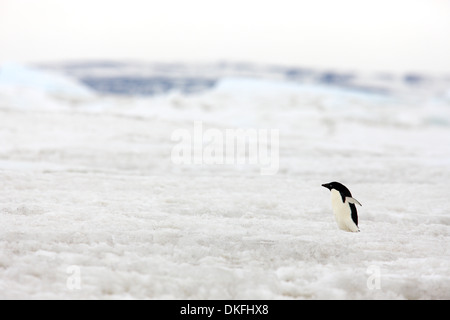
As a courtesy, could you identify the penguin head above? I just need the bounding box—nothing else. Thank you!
[322,181,338,191]
[322,181,351,195]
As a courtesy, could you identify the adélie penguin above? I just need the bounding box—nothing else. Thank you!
[322,182,362,232]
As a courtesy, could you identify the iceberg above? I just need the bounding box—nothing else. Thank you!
[0,62,93,99]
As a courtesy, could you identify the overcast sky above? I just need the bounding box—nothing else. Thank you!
[1,0,450,74]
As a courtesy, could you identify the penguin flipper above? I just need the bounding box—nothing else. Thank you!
[346,197,362,206]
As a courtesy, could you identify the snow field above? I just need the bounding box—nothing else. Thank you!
[0,66,449,299]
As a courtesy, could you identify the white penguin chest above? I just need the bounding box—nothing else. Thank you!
[330,189,352,228]
[330,189,347,211]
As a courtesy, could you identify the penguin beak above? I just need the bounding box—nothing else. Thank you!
[322,183,331,190]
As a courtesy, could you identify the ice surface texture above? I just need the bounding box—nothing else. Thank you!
[0,63,449,299]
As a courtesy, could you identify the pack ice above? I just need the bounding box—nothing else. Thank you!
[0,63,449,299]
